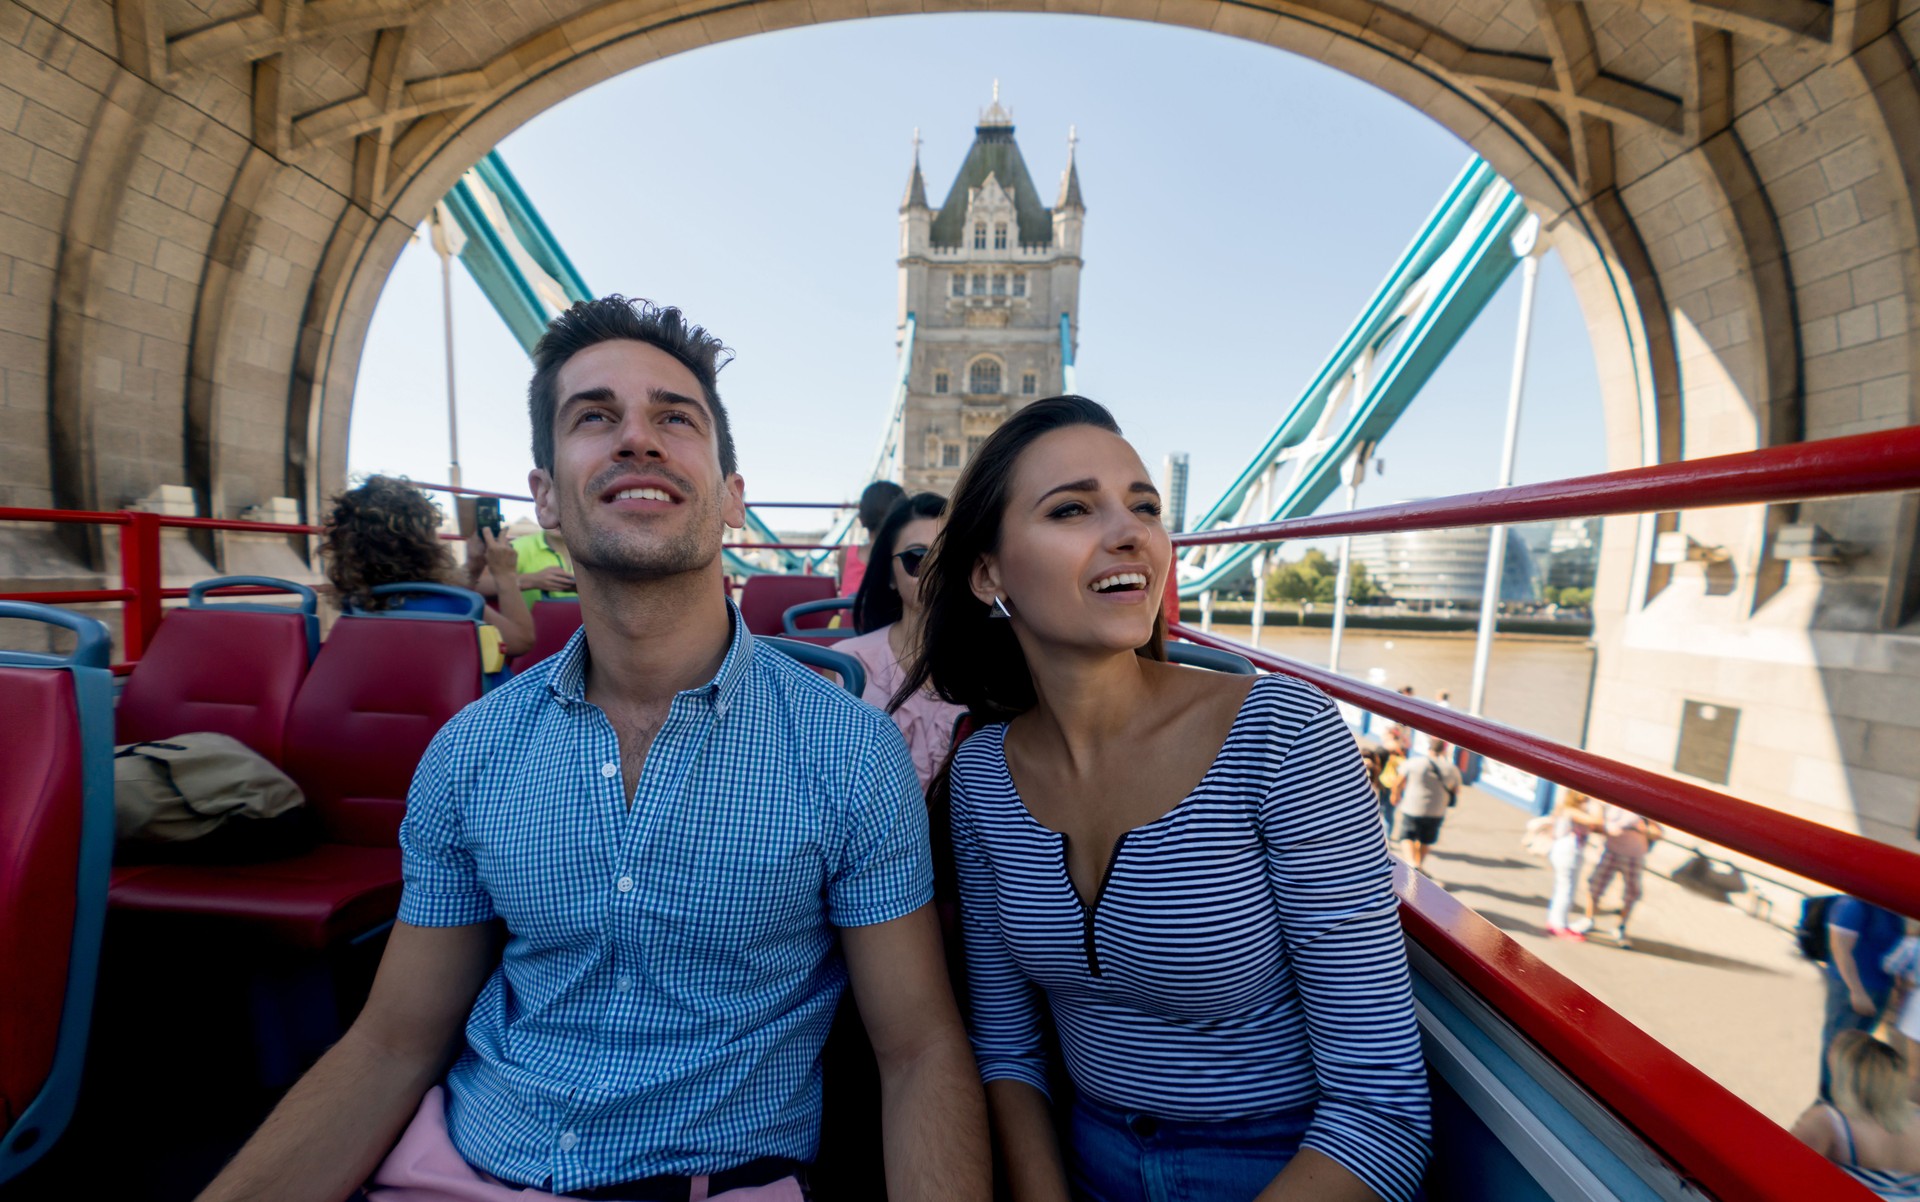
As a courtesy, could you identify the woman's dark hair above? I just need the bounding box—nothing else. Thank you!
[857,480,906,533]
[894,395,1165,723]
[318,475,453,611]
[852,492,947,634]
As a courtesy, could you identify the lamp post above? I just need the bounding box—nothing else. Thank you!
[428,202,467,489]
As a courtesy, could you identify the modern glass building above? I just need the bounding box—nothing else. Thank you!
[1352,525,1539,607]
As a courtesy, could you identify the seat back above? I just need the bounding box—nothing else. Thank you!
[1166,641,1258,675]
[738,575,838,636]
[116,576,319,760]
[344,582,485,621]
[282,614,482,847]
[781,596,855,636]
[759,636,866,698]
[518,600,584,670]
[0,604,113,1182]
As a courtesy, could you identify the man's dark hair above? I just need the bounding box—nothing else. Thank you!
[528,296,737,477]
[857,480,906,533]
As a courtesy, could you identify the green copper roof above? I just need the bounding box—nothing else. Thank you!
[929,121,1054,248]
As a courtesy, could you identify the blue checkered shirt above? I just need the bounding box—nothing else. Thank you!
[397,604,933,1192]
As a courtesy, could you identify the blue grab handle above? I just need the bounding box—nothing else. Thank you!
[0,601,112,669]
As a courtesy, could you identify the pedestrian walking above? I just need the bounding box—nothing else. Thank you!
[1883,924,1920,1101]
[1820,896,1908,1098]
[1532,790,1604,941]
[1575,805,1662,949]
[1392,738,1460,875]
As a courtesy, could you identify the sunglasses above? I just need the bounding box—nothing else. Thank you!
[893,546,929,578]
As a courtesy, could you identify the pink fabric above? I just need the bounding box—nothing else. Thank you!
[838,626,966,788]
[366,1087,804,1202]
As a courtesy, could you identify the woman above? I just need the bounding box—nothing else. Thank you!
[1791,1031,1920,1198]
[902,397,1430,1202]
[839,491,965,788]
[318,476,535,666]
[1540,790,1604,941]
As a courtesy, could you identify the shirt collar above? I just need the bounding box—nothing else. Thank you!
[547,598,755,717]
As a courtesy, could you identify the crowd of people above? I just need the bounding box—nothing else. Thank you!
[217,292,1920,1202]
[194,297,1431,1202]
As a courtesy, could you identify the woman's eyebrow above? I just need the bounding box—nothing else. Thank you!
[1035,478,1098,504]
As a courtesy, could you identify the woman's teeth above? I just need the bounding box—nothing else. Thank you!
[1091,572,1148,593]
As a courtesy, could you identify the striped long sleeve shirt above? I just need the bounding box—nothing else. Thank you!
[951,674,1431,1200]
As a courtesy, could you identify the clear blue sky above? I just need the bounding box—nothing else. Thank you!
[349,14,1607,542]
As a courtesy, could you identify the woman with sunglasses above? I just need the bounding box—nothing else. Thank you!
[900,397,1429,1202]
[840,491,965,788]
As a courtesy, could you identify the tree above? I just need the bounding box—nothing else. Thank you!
[1557,586,1594,610]
[1264,548,1380,605]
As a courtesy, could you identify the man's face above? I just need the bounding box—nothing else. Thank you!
[529,340,746,582]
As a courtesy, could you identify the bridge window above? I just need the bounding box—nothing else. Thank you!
[969,359,1001,394]
[992,274,1006,296]
[951,273,964,297]
[1022,372,1036,395]
[994,224,1008,250]
[971,273,985,296]
[1012,273,1027,297]
[934,371,949,394]
[942,443,960,467]
[974,224,986,250]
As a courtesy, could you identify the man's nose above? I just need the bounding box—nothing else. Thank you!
[614,416,664,461]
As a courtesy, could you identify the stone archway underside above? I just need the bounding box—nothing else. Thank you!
[7,0,1920,849]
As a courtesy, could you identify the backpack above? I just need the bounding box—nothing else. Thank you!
[113,733,314,863]
[1797,894,1839,963]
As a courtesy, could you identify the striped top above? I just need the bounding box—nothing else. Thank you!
[951,674,1431,1201]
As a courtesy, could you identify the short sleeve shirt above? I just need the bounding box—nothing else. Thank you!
[1396,756,1460,818]
[512,531,577,609]
[399,603,933,1192]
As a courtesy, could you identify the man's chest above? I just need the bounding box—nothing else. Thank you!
[458,735,840,954]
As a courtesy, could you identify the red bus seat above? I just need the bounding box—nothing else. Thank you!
[107,613,483,950]
[0,604,114,1182]
[738,575,837,637]
[516,599,584,671]
[115,579,319,761]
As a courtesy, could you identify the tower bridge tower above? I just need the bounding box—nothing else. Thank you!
[896,88,1083,494]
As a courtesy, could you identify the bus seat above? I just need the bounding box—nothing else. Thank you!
[1166,641,1258,675]
[284,613,483,848]
[517,600,584,670]
[115,577,319,762]
[108,615,481,950]
[760,636,866,698]
[0,604,113,1182]
[781,596,854,636]
[739,575,837,637]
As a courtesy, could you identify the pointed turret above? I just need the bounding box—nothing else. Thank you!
[1057,125,1084,211]
[901,127,930,212]
[930,83,1054,249]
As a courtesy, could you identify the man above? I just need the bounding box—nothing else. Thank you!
[1576,806,1661,949]
[198,297,989,1202]
[837,479,904,598]
[1820,895,1904,1098]
[1392,736,1460,874]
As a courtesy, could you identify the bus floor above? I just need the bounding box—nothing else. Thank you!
[1409,785,1827,1127]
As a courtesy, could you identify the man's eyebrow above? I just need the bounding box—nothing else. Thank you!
[648,387,711,420]
[557,385,711,421]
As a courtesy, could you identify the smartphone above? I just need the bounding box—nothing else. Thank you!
[475,496,503,539]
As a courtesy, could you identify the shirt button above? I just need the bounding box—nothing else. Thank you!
[558,1131,578,1152]
[616,975,633,992]
[616,875,634,893]
[600,762,618,778]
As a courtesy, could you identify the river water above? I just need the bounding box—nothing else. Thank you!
[1207,622,1597,747]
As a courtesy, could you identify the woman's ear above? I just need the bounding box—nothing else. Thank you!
[970,554,1003,609]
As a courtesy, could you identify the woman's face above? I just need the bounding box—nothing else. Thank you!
[973,425,1170,655]
[892,516,941,616]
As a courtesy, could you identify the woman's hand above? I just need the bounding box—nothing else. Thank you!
[478,528,518,583]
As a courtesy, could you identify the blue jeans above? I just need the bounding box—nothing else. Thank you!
[1821,972,1890,1098]
[1067,1093,1311,1202]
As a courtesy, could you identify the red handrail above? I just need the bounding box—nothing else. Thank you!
[1172,423,1920,548]
[1173,623,1920,918]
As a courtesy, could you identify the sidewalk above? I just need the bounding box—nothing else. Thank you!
[1412,786,1827,1127]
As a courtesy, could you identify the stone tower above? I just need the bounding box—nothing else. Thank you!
[895,87,1084,494]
